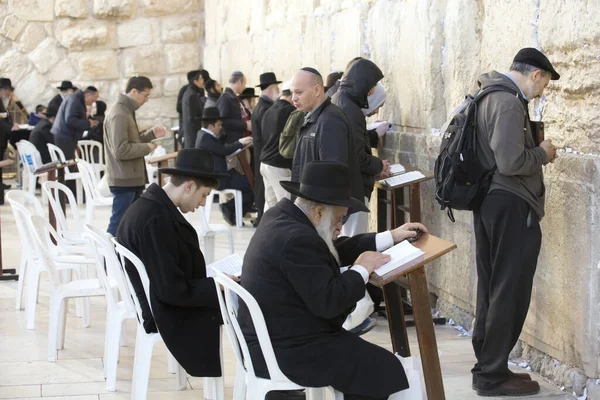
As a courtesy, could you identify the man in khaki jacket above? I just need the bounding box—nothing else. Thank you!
[104,76,165,236]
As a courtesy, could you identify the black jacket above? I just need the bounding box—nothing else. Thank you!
[50,90,91,141]
[48,94,64,113]
[29,119,54,164]
[251,96,273,160]
[216,88,245,144]
[239,199,407,396]
[182,85,206,149]
[260,99,296,169]
[0,99,12,144]
[116,184,222,377]
[196,129,243,174]
[291,98,363,204]
[176,83,190,139]
[332,59,384,198]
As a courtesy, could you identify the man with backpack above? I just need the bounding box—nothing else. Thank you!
[467,48,559,396]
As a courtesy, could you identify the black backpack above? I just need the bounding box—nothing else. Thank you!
[434,86,518,222]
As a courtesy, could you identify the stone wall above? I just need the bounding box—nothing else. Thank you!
[205,0,600,395]
[0,0,204,128]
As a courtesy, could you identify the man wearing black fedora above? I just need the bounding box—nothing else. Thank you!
[251,72,281,227]
[240,161,428,399]
[116,148,234,380]
[195,107,254,225]
[0,78,21,190]
[48,80,78,112]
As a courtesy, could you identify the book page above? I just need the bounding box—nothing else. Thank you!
[374,241,424,276]
[207,254,243,278]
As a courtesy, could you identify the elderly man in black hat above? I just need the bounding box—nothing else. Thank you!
[217,71,250,144]
[469,48,560,397]
[48,81,77,111]
[195,107,254,225]
[29,104,58,164]
[251,72,281,227]
[240,161,427,399]
[116,148,235,380]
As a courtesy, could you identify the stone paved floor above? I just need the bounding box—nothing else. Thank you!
[0,181,574,399]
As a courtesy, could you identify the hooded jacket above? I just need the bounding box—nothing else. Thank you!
[51,90,91,141]
[332,59,384,198]
[476,71,547,219]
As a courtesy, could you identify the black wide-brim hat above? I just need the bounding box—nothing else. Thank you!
[280,161,369,212]
[0,78,14,90]
[239,88,258,98]
[199,107,223,121]
[159,148,228,179]
[57,80,77,90]
[256,72,282,90]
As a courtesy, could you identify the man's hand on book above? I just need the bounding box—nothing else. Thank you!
[391,223,428,244]
[354,251,391,275]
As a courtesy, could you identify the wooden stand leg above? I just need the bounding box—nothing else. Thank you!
[383,282,410,357]
[408,268,445,400]
[47,169,57,232]
[377,188,388,233]
[158,160,168,186]
[409,182,421,223]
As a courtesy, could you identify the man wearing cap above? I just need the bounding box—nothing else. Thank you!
[251,72,281,226]
[240,161,427,399]
[195,107,254,226]
[471,47,559,397]
[48,81,77,112]
[217,71,251,144]
[182,70,209,149]
[116,148,234,379]
[29,104,58,164]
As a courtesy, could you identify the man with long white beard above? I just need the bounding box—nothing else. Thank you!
[239,160,428,400]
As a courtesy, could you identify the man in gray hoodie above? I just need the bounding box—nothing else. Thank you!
[471,48,559,397]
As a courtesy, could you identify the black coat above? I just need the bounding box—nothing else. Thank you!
[182,85,206,149]
[176,83,190,139]
[48,93,63,112]
[196,129,243,174]
[332,59,384,198]
[29,119,54,164]
[0,99,12,148]
[260,99,295,169]
[291,98,363,204]
[116,184,222,377]
[50,90,91,141]
[239,199,408,396]
[251,96,273,160]
[216,88,245,144]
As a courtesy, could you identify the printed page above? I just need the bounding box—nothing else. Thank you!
[375,241,424,276]
[207,254,243,278]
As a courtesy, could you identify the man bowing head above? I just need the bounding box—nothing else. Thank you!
[239,160,427,400]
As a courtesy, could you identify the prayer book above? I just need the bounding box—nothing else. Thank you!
[207,253,243,278]
[389,163,405,175]
[367,121,392,131]
[380,171,425,187]
[374,241,425,277]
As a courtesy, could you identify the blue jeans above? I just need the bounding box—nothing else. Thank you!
[107,187,143,236]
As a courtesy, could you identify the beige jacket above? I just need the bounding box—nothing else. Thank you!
[104,93,155,187]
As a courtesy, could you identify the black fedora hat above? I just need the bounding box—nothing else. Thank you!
[239,88,258,99]
[57,80,77,91]
[0,78,14,90]
[280,161,369,212]
[200,107,223,121]
[159,149,228,179]
[255,72,282,90]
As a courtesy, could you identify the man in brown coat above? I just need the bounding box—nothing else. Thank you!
[104,76,166,236]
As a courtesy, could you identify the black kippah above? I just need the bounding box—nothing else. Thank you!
[300,67,322,78]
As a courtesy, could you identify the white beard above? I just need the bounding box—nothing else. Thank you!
[315,208,341,265]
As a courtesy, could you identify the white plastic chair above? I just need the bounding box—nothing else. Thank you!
[16,140,47,200]
[42,181,89,247]
[211,270,343,400]
[112,239,199,399]
[27,215,105,362]
[77,140,105,179]
[205,189,243,228]
[145,146,166,187]
[78,160,113,224]
[47,143,83,205]
[186,207,234,265]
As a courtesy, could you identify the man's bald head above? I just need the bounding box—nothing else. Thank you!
[291,68,326,112]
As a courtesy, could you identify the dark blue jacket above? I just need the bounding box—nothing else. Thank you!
[195,129,243,174]
[51,90,90,141]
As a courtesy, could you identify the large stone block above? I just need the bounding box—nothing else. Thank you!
[203,45,221,82]
[538,0,600,52]
[45,59,77,83]
[55,0,88,19]
[0,48,31,84]
[93,0,137,19]
[70,50,119,80]
[15,68,55,110]
[140,0,201,17]
[165,43,201,74]
[204,0,219,45]
[117,18,156,48]
[55,19,113,50]
[0,14,26,40]
[122,45,166,76]
[135,96,178,120]
[330,6,362,67]
[163,75,185,97]
[300,16,331,73]
[160,15,202,44]
[16,22,48,52]
[28,37,64,74]
[8,0,54,22]
[225,0,251,41]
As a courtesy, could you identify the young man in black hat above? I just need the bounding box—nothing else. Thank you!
[217,71,250,144]
[470,47,559,397]
[116,148,235,380]
[182,70,209,149]
[195,107,254,226]
[251,72,282,227]
[240,160,427,399]
[48,81,78,112]
[29,104,58,164]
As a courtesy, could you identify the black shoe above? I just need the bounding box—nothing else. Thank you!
[265,390,305,399]
[472,371,532,390]
[220,204,236,226]
[475,377,539,397]
[348,317,377,336]
[2,183,10,190]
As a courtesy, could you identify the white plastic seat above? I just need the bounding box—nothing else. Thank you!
[78,160,113,224]
[16,140,47,200]
[77,140,105,179]
[204,189,243,228]
[211,270,343,400]
[112,239,210,399]
[27,215,105,362]
[47,143,83,205]
[42,181,90,248]
[144,146,166,187]
[185,206,234,265]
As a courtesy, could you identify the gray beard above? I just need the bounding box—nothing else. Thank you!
[315,209,341,265]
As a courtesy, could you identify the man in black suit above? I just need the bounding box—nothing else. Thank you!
[182,70,208,149]
[48,81,77,112]
[29,104,58,164]
[195,107,254,225]
[240,161,428,399]
[217,71,250,144]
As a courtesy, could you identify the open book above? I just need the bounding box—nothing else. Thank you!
[389,163,405,175]
[374,241,425,277]
[207,253,243,278]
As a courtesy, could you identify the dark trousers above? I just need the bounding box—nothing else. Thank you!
[107,187,144,236]
[472,190,542,385]
[253,146,265,224]
[218,169,254,219]
[54,135,77,159]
